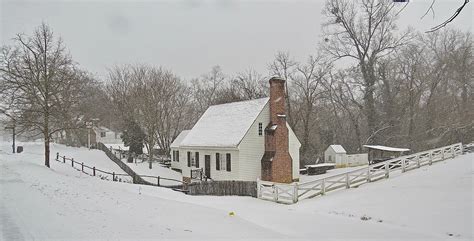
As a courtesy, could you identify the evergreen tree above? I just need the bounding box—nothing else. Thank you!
[121,120,145,155]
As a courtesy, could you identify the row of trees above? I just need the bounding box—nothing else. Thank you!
[1,0,472,168]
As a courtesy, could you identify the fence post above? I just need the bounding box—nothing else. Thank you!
[157,176,160,186]
[81,162,84,172]
[429,151,433,165]
[113,172,115,181]
[257,179,261,198]
[345,173,350,188]
[71,158,74,167]
[385,162,390,178]
[451,146,455,158]
[273,185,278,202]
[293,183,298,203]
[367,167,371,182]
[63,156,66,163]
[441,149,445,160]
[56,152,59,161]
[401,158,406,173]
[321,179,326,195]
[416,155,420,168]
[93,167,96,176]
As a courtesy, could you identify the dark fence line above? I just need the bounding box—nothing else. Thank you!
[55,145,256,196]
[96,142,151,185]
[54,153,131,183]
[94,143,184,187]
[186,181,257,197]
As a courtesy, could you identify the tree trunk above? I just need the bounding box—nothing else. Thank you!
[44,133,50,168]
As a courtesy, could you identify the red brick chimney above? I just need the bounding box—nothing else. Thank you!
[261,77,293,183]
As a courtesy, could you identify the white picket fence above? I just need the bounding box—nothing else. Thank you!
[257,142,464,204]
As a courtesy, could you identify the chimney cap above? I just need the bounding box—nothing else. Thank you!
[269,76,286,84]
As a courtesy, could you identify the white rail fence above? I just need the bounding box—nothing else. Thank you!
[257,142,464,204]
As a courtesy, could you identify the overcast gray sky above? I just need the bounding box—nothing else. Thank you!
[1,0,472,80]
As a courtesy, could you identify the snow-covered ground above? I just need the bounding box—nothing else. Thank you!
[299,165,366,183]
[125,160,183,186]
[1,141,472,240]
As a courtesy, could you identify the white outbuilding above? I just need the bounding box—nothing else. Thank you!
[324,145,346,165]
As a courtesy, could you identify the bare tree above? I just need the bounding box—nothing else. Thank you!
[106,65,191,167]
[322,0,412,141]
[232,68,267,100]
[0,23,86,167]
[292,55,331,159]
[268,51,297,126]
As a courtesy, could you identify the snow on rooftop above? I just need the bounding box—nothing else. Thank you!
[363,145,410,152]
[180,98,269,148]
[170,130,190,148]
[329,145,346,154]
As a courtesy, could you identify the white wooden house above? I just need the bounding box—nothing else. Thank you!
[171,77,301,183]
[91,126,123,145]
[324,144,368,168]
[324,145,346,164]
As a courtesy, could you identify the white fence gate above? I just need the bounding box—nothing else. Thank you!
[257,142,464,204]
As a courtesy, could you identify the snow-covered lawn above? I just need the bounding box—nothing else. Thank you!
[1,141,472,240]
[298,165,366,183]
[125,160,183,186]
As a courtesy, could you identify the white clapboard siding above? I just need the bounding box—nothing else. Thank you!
[287,123,301,181]
[237,102,270,181]
[177,147,240,181]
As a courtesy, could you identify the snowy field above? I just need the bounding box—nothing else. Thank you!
[125,160,183,186]
[1,141,473,240]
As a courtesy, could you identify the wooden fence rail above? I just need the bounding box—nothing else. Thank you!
[54,151,184,188]
[258,142,464,204]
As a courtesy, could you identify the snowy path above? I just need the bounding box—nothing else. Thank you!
[1,142,472,240]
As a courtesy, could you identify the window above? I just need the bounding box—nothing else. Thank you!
[258,122,263,136]
[216,153,220,170]
[220,157,226,171]
[100,132,106,137]
[226,153,232,172]
[173,150,180,162]
[195,152,200,168]
[187,152,191,167]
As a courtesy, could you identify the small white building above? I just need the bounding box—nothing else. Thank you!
[171,77,301,183]
[324,145,368,168]
[92,126,123,145]
[324,145,347,165]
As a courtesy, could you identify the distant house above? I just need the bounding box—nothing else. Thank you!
[324,145,368,168]
[91,126,123,145]
[171,77,301,183]
[324,145,346,164]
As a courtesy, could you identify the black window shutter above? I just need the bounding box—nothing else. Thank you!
[216,153,220,170]
[177,151,179,162]
[187,152,191,167]
[195,152,199,168]
[173,151,176,162]
[226,153,231,172]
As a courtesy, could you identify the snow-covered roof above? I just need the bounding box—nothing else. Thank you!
[305,163,336,168]
[363,145,410,152]
[170,130,190,148]
[328,145,346,154]
[180,98,269,148]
